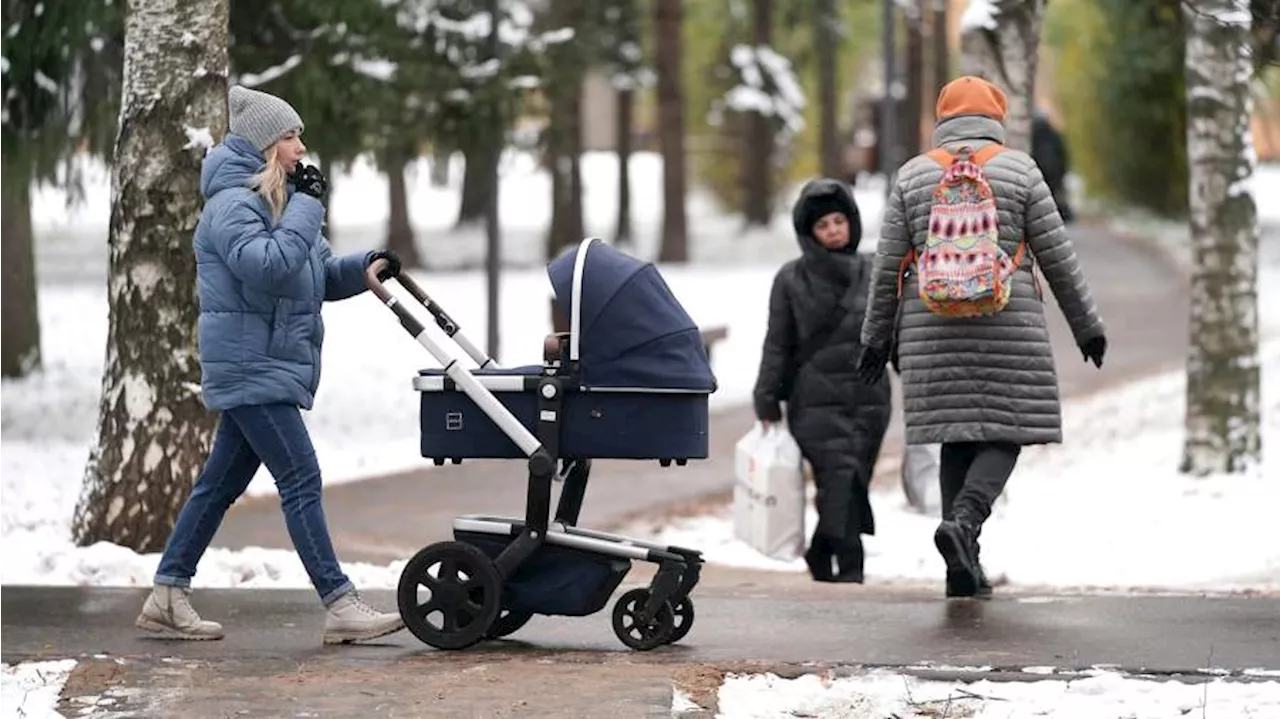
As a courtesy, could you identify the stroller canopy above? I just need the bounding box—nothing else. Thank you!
[548,239,717,392]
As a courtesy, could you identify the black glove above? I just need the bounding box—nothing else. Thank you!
[890,342,901,375]
[1080,334,1106,368]
[293,163,328,201]
[368,250,402,282]
[856,344,890,385]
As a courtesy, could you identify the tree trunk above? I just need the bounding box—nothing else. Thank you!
[813,0,841,179]
[655,0,688,262]
[1180,0,1261,477]
[1,173,41,378]
[318,155,334,240]
[742,0,774,227]
[615,85,635,247]
[547,80,585,259]
[386,152,423,269]
[904,4,926,158]
[72,0,225,552]
[932,0,950,96]
[958,0,1046,152]
[430,146,451,188]
[457,141,494,227]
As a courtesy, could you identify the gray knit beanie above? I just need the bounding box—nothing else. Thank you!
[228,85,304,152]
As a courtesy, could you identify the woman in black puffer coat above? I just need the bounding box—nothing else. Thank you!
[752,179,892,583]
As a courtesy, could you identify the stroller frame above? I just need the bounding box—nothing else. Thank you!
[365,238,705,651]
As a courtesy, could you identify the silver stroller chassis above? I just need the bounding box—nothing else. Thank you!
[364,246,704,651]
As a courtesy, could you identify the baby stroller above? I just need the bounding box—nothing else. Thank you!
[364,238,715,651]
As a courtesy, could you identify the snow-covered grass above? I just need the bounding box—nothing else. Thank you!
[1093,163,1280,274]
[2,659,77,719]
[626,258,1280,594]
[703,669,1280,719]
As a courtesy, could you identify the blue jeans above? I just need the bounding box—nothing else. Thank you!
[154,404,354,606]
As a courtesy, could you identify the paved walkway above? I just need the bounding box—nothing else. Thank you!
[214,222,1191,564]
[3,571,1277,717]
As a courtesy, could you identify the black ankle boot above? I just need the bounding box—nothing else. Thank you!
[935,520,981,598]
[831,537,865,584]
[974,538,993,599]
[805,536,835,582]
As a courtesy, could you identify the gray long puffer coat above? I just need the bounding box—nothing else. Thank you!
[861,115,1105,446]
[753,179,892,540]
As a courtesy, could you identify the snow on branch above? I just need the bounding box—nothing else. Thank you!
[721,44,806,139]
[235,55,303,88]
[960,0,1000,32]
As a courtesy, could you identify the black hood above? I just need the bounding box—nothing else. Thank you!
[791,178,862,256]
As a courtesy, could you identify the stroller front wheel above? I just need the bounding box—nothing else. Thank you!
[611,588,675,650]
[397,541,502,650]
[669,597,695,643]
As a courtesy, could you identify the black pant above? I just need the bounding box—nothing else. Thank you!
[939,441,1021,527]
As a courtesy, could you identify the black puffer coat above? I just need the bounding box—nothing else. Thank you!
[752,179,893,540]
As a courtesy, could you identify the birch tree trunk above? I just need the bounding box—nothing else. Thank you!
[958,0,1046,152]
[1180,0,1261,477]
[72,0,226,552]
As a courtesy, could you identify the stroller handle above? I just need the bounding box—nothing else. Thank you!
[365,258,429,304]
[364,258,499,369]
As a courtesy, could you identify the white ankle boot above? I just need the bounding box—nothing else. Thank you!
[323,590,405,644]
[135,585,224,640]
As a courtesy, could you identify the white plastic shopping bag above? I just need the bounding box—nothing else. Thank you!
[901,443,942,516]
[733,422,806,561]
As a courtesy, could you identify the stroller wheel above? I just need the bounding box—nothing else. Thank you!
[486,609,534,640]
[669,597,695,644]
[611,588,675,651]
[397,541,502,650]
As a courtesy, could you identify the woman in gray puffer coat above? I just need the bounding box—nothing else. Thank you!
[754,179,892,583]
[857,76,1107,598]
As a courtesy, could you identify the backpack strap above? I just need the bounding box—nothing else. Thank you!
[927,144,1005,167]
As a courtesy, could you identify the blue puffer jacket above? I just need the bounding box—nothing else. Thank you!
[194,134,371,411]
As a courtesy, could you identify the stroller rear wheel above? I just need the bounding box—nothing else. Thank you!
[486,609,534,639]
[611,588,675,650]
[397,541,502,650]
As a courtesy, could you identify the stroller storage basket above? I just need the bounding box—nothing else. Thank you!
[416,368,710,461]
[455,529,630,617]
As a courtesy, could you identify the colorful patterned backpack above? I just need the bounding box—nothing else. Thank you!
[897,144,1027,318]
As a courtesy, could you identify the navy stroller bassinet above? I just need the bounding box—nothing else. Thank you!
[415,239,717,462]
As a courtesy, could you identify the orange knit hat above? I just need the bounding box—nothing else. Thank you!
[935,76,1008,122]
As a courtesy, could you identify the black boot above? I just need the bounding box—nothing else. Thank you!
[805,536,835,582]
[935,519,981,598]
[831,536,865,584]
[974,537,993,599]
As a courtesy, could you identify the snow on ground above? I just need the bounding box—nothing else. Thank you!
[704,669,1280,719]
[626,259,1280,593]
[1,659,77,719]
